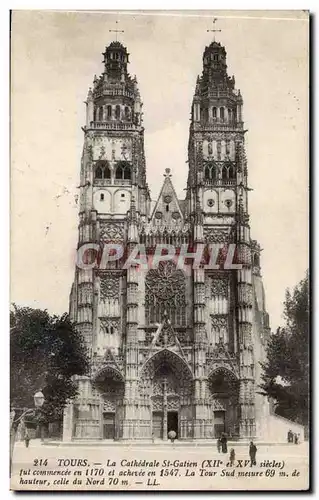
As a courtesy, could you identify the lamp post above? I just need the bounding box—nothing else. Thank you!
[10,391,45,477]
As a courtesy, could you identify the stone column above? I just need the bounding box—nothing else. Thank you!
[236,215,255,438]
[62,402,74,442]
[163,379,168,441]
[122,230,140,439]
[86,89,94,127]
[193,223,209,438]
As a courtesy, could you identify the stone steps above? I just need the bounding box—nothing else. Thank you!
[42,439,304,447]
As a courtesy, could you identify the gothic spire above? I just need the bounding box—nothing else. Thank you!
[128,195,138,243]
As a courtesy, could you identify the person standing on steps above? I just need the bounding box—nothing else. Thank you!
[24,430,30,448]
[220,433,228,453]
[229,448,235,467]
[217,437,221,453]
[249,441,257,467]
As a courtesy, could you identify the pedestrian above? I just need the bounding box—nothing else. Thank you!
[24,431,30,449]
[294,433,299,445]
[229,448,235,467]
[287,430,292,443]
[220,433,228,454]
[168,430,176,444]
[217,437,221,453]
[249,441,257,466]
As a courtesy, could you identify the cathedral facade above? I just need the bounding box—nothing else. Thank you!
[64,39,272,441]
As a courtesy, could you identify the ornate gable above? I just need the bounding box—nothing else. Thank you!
[149,169,184,228]
[146,313,187,362]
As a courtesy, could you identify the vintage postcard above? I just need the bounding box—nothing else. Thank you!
[10,10,309,491]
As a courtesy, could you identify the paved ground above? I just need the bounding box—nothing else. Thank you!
[10,440,309,491]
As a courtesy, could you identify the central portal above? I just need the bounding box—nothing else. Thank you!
[167,411,178,438]
[152,410,179,439]
[139,347,193,440]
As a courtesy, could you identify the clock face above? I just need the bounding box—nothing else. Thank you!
[219,188,235,212]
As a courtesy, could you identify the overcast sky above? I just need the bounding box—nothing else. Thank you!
[11,10,308,329]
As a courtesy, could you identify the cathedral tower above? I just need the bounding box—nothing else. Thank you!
[64,39,272,442]
[186,40,271,439]
[66,41,151,440]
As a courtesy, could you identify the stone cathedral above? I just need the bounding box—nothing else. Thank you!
[64,39,273,442]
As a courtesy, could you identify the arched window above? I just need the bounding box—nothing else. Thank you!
[98,107,103,121]
[222,165,228,180]
[124,106,131,120]
[211,165,217,180]
[201,107,209,122]
[95,161,111,180]
[93,108,97,121]
[205,162,218,181]
[115,105,121,119]
[123,166,131,180]
[115,161,131,180]
[220,107,225,120]
[100,193,104,201]
[115,166,122,179]
[212,107,217,118]
[213,54,219,61]
[104,165,111,179]
[228,165,235,179]
[254,254,260,267]
[107,105,112,119]
[95,166,103,179]
[228,108,232,122]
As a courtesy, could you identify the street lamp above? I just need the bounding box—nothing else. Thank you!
[10,390,46,477]
[34,391,45,408]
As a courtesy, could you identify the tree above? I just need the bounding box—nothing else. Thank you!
[259,271,309,427]
[10,305,90,431]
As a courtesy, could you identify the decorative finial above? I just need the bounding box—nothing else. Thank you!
[207,17,222,42]
[130,195,137,223]
[109,20,124,42]
[164,168,172,178]
[195,194,204,226]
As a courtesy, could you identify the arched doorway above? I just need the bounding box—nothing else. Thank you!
[139,349,193,440]
[208,368,239,438]
[93,366,124,440]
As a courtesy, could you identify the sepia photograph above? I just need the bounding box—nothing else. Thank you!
[10,9,309,491]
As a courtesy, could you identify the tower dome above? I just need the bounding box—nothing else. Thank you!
[102,41,130,81]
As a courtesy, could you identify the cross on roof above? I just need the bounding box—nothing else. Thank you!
[109,20,124,42]
[207,17,221,41]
